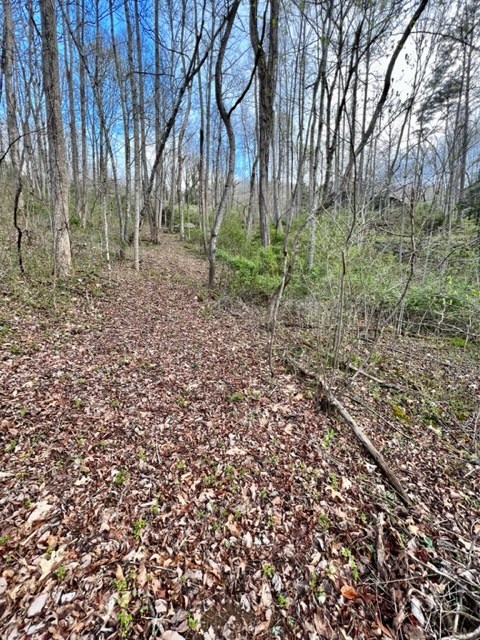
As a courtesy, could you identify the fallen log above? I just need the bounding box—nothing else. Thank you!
[285,355,412,506]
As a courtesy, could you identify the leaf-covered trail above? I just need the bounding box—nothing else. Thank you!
[1,237,479,639]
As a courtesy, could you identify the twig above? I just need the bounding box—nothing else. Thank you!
[406,551,480,598]
[376,512,388,579]
[268,221,307,375]
[347,363,403,390]
[441,625,480,640]
[345,391,412,440]
[454,594,464,636]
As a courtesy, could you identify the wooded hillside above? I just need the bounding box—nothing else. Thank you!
[1,0,479,638]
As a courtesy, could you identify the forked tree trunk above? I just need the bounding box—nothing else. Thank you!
[208,0,241,287]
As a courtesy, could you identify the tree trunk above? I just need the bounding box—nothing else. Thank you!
[40,0,72,278]
[250,0,280,247]
[64,4,79,215]
[124,0,141,269]
[208,0,241,287]
[177,84,192,241]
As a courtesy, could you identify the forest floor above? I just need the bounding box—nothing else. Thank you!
[1,235,479,640]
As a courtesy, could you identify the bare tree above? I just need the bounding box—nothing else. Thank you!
[208,0,242,287]
[2,0,24,271]
[250,0,279,247]
[40,0,72,277]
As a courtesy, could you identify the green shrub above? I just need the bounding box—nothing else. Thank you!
[217,248,281,295]
[278,207,480,335]
[214,214,283,295]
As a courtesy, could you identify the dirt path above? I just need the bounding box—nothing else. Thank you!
[1,237,479,639]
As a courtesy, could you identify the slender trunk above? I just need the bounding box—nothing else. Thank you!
[208,0,241,287]
[177,85,192,241]
[197,69,208,251]
[109,0,129,252]
[64,5,79,213]
[246,155,258,236]
[124,0,141,269]
[2,0,24,271]
[169,130,176,232]
[77,0,88,227]
[133,0,149,200]
[153,0,162,242]
[250,0,280,246]
[40,0,72,278]
[458,42,472,202]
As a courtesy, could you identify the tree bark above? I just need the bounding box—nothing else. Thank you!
[124,0,141,269]
[40,0,72,278]
[208,0,241,287]
[250,0,280,247]
[2,0,24,271]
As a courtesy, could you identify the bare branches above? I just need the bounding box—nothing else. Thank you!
[344,0,431,181]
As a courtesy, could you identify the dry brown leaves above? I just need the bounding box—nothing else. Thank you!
[1,237,479,639]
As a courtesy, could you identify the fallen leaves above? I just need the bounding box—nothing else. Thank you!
[161,632,185,640]
[38,549,61,580]
[26,593,48,617]
[410,596,426,627]
[25,501,53,527]
[340,585,358,600]
[1,238,479,639]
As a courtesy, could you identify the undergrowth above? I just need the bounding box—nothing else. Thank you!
[208,210,480,338]
[0,188,118,317]
[2,181,479,340]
